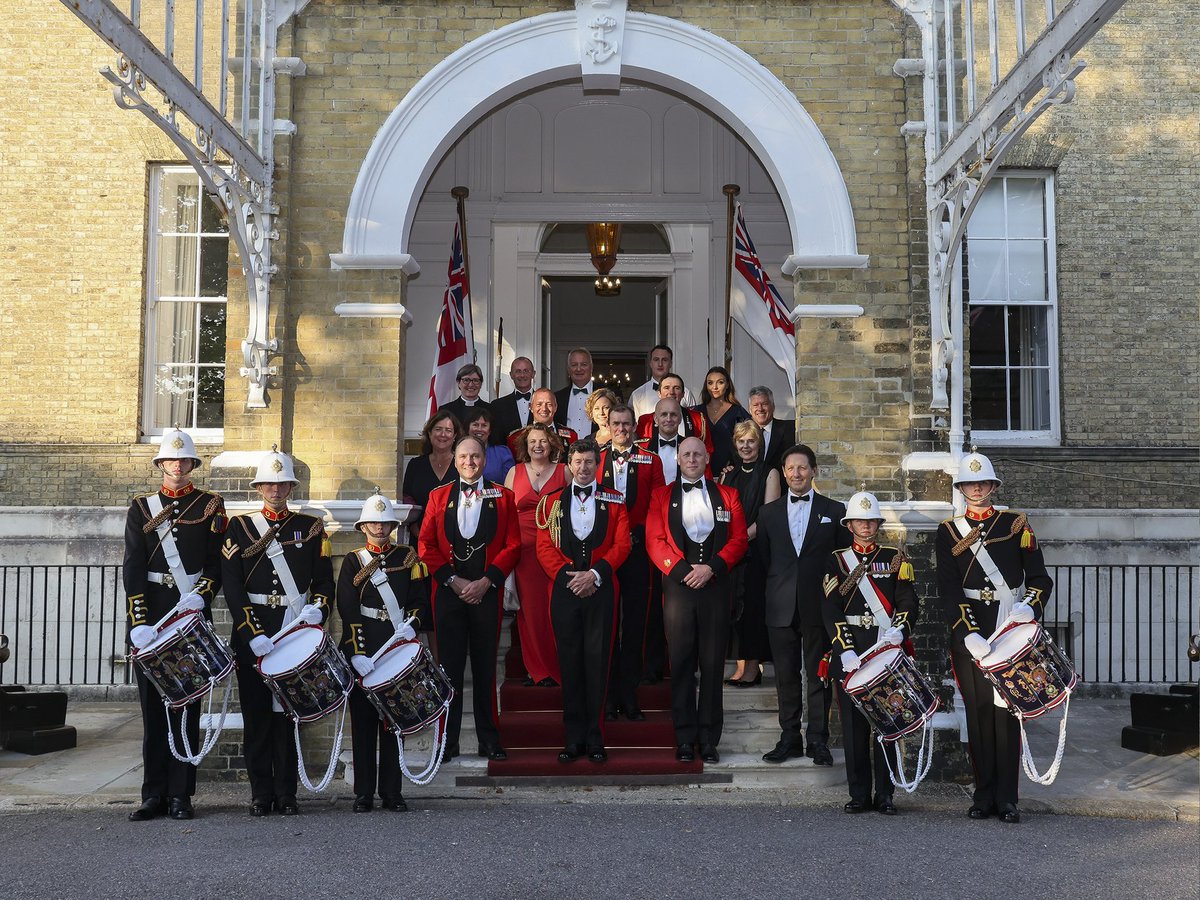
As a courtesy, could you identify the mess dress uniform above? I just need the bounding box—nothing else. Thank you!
[936,453,1052,821]
[336,497,428,811]
[822,495,918,813]
[123,431,225,819]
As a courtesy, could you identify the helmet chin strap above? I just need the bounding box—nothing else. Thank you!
[962,482,998,506]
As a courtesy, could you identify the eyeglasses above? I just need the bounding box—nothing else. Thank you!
[458,377,482,385]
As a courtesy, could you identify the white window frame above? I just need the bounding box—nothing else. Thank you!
[141,165,228,442]
[965,170,1061,446]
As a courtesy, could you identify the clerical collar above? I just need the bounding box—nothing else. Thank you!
[262,506,290,521]
[965,506,996,521]
[366,540,392,554]
[852,540,876,554]
[459,397,477,406]
[160,483,195,499]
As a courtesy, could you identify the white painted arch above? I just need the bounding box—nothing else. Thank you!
[335,11,867,275]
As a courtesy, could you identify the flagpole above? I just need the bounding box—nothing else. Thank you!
[451,185,475,363]
[494,316,504,398]
[722,184,740,371]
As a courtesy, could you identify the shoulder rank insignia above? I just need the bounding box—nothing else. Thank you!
[221,537,239,560]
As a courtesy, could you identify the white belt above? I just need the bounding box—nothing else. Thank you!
[360,605,392,622]
[962,587,1018,604]
[147,570,200,589]
[248,591,309,608]
[845,615,879,628]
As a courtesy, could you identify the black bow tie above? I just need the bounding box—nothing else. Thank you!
[651,381,660,391]
[461,482,480,495]
[515,392,531,401]
[611,450,629,464]
[659,437,677,448]
[790,493,810,503]
[572,387,589,395]
[573,485,593,500]
[682,481,703,493]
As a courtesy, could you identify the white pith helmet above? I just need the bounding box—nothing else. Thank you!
[355,490,401,531]
[251,444,299,486]
[953,451,1002,487]
[153,428,202,469]
[841,490,884,525]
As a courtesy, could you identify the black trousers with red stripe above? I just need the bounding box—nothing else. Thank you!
[952,647,1021,809]
[433,587,501,751]
[551,580,616,750]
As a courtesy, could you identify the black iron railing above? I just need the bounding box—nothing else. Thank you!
[1045,564,1198,684]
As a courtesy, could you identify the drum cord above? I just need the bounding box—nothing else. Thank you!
[165,676,234,766]
[882,719,935,793]
[294,703,348,793]
[1018,693,1070,785]
[396,702,451,786]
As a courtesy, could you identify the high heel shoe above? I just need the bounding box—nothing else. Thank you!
[731,671,762,688]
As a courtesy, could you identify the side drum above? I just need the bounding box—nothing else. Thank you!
[360,639,454,736]
[133,612,235,709]
[257,626,354,723]
[979,621,1078,719]
[843,645,940,742]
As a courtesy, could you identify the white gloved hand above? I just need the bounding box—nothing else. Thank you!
[1009,601,1036,623]
[351,655,375,677]
[129,625,158,650]
[394,619,417,642]
[840,650,862,673]
[882,627,904,646]
[298,604,323,625]
[964,632,991,661]
[250,635,275,658]
[178,592,205,613]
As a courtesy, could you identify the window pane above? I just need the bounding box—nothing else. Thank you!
[1005,178,1045,238]
[152,365,195,429]
[1010,306,1050,367]
[1008,239,1047,301]
[1011,368,1052,431]
[157,172,199,235]
[200,191,229,234]
[199,236,229,297]
[969,305,1007,366]
[153,300,198,366]
[967,240,1007,301]
[198,303,227,364]
[156,234,198,298]
[970,181,1006,238]
[196,368,225,428]
[971,368,1009,430]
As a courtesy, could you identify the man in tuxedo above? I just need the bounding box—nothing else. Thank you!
[646,437,748,763]
[747,386,796,472]
[507,388,578,456]
[439,363,491,428]
[490,356,536,447]
[554,348,596,437]
[636,380,714,456]
[599,404,665,720]
[536,438,631,763]
[755,444,849,766]
[629,345,696,418]
[417,435,522,761]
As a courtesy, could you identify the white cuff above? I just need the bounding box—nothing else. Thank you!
[590,569,602,587]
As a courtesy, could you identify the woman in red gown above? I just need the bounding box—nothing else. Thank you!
[504,423,567,686]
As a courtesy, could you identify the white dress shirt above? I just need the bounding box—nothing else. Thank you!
[568,481,602,585]
[681,478,715,543]
[565,379,594,436]
[457,481,484,539]
[656,438,679,485]
[609,448,631,496]
[787,489,814,554]
[760,421,773,452]
[515,392,531,425]
[630,379,697,419]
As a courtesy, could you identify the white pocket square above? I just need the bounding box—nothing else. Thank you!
[820,516,832,524]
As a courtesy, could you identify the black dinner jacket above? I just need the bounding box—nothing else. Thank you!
[439,397,491,430]
[762,418,797,471]
[490,390,532,446]
[755,491,849,628]
[553,384,599,434]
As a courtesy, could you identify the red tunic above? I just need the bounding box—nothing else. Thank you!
[645,481,749,582]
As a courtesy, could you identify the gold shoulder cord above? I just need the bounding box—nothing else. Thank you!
[950,524,983,557]
[352,553,384,588]
[534,495,562,546]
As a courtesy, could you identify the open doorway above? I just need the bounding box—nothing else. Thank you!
[541,276,667,400]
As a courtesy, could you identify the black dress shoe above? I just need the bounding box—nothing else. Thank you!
[444,743,461,760]
[624,706,646,721]
[522,675,536,686]
[352,796,373,813]
[699,744,720,763]
[537,677,558,687]
[128,797,165,822]
[248,800,271,818]
[762,740,804,763]
[483,746,508,761]
[876,798,897,816]
[967,805,992,820]
[588,747,608,763]
[675,744,695,762]
[381,796,408,812]
[605,707,619,721]
[558,745,584,763]
[844,800,869,814]
[277,797,299,816]
[809,742,834,766]
[998,803,1021,824]
[168,797,194,820]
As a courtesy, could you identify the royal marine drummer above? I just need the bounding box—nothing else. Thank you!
[221,446,335,817]
[336,491,428,813]
[822,490,918,816]
[123,429,226,822]
[935,451,1052,824]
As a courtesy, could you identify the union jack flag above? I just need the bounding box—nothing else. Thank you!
[427,221,475,417]
[730,203,796,384]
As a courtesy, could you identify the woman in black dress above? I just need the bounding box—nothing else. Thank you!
[719,419,780,686]
[401,411,461,626]
[694,366,750,475]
